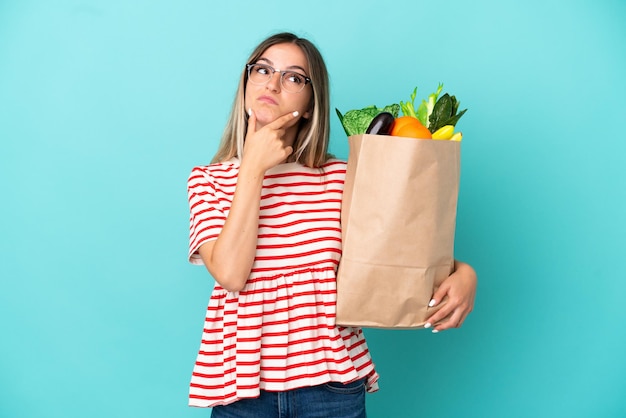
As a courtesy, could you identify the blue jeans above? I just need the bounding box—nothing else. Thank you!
[210,378,367,418]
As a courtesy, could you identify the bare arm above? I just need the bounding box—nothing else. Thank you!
[197,166,264,292]
[197,110,299,292]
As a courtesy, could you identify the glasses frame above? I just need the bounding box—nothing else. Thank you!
[246,63,312,93]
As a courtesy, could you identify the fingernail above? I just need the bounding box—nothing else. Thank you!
[428,299,436,307]
[247,108,252,116]
[432,329,439,334]
[424,322,431,329]
[292,111,299,117]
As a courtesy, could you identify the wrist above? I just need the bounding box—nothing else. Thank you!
[238,160,267,181]
[454,260,475,274]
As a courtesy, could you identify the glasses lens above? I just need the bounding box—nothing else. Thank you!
[248,64,271,85]
[281,71,307,93]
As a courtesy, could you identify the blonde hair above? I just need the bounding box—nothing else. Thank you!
[211,32,331,168]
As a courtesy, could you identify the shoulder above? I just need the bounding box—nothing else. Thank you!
[188,159,240,189]
[189,159,240,179]
[291,159,346,178]
[320,158,347,177]
[323,157,347,168]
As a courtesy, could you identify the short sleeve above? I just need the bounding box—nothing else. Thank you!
[187,166,227,265]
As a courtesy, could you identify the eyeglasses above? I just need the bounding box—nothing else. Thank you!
[246,63,311,93]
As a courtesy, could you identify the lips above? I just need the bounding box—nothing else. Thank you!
[258,95,278,105]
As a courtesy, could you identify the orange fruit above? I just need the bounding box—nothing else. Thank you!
[391,116,432,139]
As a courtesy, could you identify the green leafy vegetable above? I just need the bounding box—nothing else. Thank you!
[399,87,419,119]
[417,83,443,128]
[428,93,467,133]
[336,104,400,136]
[335,108,349,136]
[399,84,444,129]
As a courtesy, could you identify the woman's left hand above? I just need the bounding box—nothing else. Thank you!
[424,260,477,333]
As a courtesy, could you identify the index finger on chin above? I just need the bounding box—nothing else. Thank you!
[269,110,300,129]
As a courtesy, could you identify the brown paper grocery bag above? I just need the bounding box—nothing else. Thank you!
[335,134,460,328]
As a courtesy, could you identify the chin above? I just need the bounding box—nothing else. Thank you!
[254,109,278,125]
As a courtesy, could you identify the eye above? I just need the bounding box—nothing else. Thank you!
[284,71,304,85]
[255,64,270,75]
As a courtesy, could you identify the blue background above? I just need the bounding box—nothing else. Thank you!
[1,0,625,417]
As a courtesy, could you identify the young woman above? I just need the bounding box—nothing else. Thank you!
[187,32,477,418]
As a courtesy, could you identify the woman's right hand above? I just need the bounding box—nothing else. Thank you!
[241,109,299,173]
[197,109,301,292]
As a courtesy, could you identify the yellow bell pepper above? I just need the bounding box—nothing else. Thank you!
[449,132,463,142]
[432,125,455,140]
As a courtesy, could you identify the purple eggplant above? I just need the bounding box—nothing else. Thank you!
[365,112,395,135]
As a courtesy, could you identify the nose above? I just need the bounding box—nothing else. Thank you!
[266,70,281,92]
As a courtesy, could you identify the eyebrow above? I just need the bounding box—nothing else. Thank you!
[256,57,308,75]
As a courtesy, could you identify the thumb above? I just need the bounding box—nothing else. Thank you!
[246,108,256,133]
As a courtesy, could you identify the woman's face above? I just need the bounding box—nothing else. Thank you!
[244,43,313,132]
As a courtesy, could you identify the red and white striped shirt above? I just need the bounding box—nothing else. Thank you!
[187,158,379,407]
